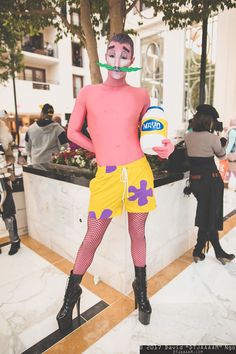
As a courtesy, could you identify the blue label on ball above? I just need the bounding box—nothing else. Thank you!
[141,119,164,131]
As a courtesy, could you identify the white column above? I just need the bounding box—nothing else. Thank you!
[163,29,186,138]
[214,8,236,127]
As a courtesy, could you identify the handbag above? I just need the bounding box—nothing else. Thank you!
[219,159,229,181]
[167,140,190,172]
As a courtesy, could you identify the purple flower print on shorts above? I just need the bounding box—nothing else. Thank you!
[128,180,153,206]
[105,166,117,173]
[89,209,112,219]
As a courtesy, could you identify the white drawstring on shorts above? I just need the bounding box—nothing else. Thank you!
[120,167,129,200]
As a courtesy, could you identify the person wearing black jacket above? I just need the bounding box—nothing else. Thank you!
[184,104,235,265]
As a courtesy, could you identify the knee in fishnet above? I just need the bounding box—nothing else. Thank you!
[82,222,107,249]
[73,217,111,274]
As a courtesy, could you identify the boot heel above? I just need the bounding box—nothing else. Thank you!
[132,283,138,309]
[217,257,226,265]
[192,253,205,263]
[139,309,151,325]
[210,231,235,266]
[134,292,138,310]
[76,297,81,325]
[216,253,235,265]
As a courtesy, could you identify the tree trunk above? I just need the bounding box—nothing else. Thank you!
[12,71,20,144]
[199,16,208,104]
[108,0,124,37]
[80,0,102,84]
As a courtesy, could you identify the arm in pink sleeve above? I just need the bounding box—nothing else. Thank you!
[139,89,150,121]
[67,88,95,152]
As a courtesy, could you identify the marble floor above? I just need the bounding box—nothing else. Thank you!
[223,184,236,216]
[0,188,236,354]
[0,244,104,354]
[83,228,236,353]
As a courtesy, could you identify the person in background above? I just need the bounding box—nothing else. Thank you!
[18,122,29,165]
[184,104,235,265]
[56,33,174,332]
[44,42,53,56]
[225,119,236,185]
[19,122,29,148]
[25,104,68,164]
[0,110,14,153]
[226,119,236,157]
[0,110,21,255]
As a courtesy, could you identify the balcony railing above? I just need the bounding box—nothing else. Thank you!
[16,76,59,90]
[32,82,50,90]
[22,42,58,58]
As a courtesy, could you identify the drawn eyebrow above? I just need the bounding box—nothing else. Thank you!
[123,46,130,53]
[107,45,130,53]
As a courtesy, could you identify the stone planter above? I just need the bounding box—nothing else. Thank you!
[49,163,96,178]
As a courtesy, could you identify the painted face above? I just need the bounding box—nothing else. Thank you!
[105,41,134,80]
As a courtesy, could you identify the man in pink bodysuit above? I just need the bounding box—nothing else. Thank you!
[56,33,174,331]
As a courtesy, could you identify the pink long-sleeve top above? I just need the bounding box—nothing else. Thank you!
[68,83,150,166]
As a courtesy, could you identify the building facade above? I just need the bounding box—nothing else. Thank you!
[0,6,235,138]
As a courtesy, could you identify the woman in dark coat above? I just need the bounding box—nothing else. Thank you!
[184,104,235,265]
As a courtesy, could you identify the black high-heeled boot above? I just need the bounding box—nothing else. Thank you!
[8,240,21,255]
[57,270,83,331]
[132,266,152,325]
[210,230,235,265]
[192,228,208,263]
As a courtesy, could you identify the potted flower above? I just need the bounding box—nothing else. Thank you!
[51,147,97,176]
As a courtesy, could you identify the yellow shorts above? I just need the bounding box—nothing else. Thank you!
[88,156,156,219]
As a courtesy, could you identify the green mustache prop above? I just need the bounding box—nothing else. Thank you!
[97,62,142,72]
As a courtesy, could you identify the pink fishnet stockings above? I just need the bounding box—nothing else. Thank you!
[128,212,148,267]
[73,212,148,275]
[73,217,111,275]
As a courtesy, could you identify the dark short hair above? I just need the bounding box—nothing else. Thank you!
[191,104,224,132]
[108,33,134,57]
[191,112,214,132]
[196,104,219,119]
[41,103,54,117]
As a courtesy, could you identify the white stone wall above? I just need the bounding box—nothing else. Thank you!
[23,171,197,294]
[214,8,236,125]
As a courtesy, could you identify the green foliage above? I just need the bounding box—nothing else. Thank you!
[1,0,235,83]
[0,2,25,83]
[0,0,140,82]
[1,1,236,47]
[142,0,236,29]
[0,46,24,83]
[0,1,140,48]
